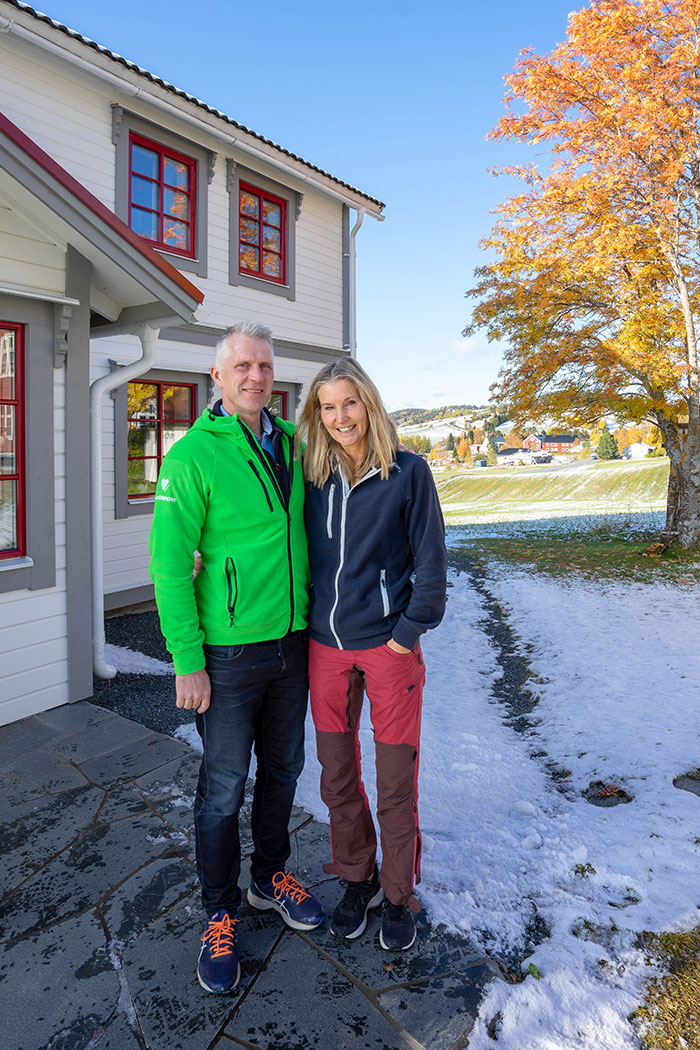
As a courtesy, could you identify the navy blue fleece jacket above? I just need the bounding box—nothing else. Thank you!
[304,451,447,651]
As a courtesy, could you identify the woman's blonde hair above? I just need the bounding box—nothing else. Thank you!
[297,358,398,487]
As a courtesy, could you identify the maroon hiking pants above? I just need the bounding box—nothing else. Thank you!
[309,638,426,909]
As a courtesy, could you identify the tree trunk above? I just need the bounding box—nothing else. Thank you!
[676,423,700,546]
[657,413,700,546]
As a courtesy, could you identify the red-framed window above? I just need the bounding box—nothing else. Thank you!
[127,380,196,499]
[268,390,288,419]
[0,323,25,559]
[239,183,286,284]
[129,133,196,258]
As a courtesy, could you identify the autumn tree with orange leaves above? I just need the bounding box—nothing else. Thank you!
[465,0,700,545]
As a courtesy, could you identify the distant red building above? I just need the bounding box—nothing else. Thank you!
[523,433,577,454]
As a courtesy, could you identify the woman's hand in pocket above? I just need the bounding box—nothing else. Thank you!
[385,638,412,655]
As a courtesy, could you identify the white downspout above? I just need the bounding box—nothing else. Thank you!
[348,208,365,358]
[90,324,159,678]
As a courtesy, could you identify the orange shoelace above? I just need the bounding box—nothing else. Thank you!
[201,913,238,958]
[272,871,310,903]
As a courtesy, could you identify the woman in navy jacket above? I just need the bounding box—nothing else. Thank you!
[297,358,447,951]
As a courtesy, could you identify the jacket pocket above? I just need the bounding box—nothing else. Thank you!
[224,556,238,626]
[379,568,390,617]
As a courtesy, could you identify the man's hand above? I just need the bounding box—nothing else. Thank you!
[385,638,412,655]
[176,669,211,713]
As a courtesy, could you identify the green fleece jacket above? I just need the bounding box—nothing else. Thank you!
[148,408,309,674]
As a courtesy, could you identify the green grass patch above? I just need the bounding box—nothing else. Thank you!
[452,534,700,584]
[635,929,700,1050]
[434,459,668,524]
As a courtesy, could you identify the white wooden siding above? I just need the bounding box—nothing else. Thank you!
[0,201,66,294]
[0,34,346,348]
[0,370,69,725]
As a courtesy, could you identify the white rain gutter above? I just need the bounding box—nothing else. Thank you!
[348,208,365,357]
[89,324,159,678]
[0,14,384,218]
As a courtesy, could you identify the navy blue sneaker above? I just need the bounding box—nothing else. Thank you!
[197,910,240,993]
[247,870,325,930]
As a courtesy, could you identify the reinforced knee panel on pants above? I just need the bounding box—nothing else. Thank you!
[375,740,421,908]
[316,729,377,882]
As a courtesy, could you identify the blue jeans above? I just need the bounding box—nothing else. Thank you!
[194,630,309,915]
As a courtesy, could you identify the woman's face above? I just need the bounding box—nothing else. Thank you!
[318,378,369,463]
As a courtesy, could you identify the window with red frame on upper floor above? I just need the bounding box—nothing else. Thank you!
[239,183,286,284]
[129,133,196,258]
[0,322,25,559]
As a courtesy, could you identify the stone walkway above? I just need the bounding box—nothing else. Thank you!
[0,701,501,1050]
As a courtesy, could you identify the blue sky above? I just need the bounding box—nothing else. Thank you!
[41,0,576,409]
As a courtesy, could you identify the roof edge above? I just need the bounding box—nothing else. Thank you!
[2,0,385,213]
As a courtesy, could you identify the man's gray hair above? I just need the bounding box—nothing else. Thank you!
[215,321,274,366]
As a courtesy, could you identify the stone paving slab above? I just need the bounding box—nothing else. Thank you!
[0,909,120,1050]
[1,700,497,1050]
[1,810,174,941]
[37,702,116,734]
[228,930,410,1050]
[377,962,495,1050]
[80,731,188,787]
[1,782,102,888]
[47,718,152,765]
[101,854,197,943]
[0,766,47,808]
[0,715,62,767]
[8,744,92,793]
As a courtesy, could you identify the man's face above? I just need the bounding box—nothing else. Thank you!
[210,334,274,421]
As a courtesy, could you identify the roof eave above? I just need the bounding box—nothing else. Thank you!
[0,111,204,324]
[1,0,385,217]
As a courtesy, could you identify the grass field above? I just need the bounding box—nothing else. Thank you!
[442,457,700,584]
[434,458,668,523]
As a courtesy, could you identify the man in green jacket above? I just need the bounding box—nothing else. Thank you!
[149,321,324,995]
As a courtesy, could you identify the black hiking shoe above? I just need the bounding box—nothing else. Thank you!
[330,866,384,939]
[379,901,416,951]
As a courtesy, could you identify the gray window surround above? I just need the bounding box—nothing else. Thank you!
[268,381,301,422]
[0,294,56,594]
[112,105,214,279]
[113,366,211,519]
[227,160,301,301]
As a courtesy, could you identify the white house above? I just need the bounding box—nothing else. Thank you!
[0,0,384,725]
[623,442,654,460]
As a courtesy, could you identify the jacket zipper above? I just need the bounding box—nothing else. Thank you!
[379,568,390,617]
[328,467,381,649]
[238,420,295,633]
[247,460,274,512]
[224,556,238,627]
[326,484,335,539]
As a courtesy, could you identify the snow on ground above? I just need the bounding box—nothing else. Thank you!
[104,644,173,675]
[448,510,665,540]
[462,567,700,1050]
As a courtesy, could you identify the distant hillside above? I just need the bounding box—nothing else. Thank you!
[389,405,484,427]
